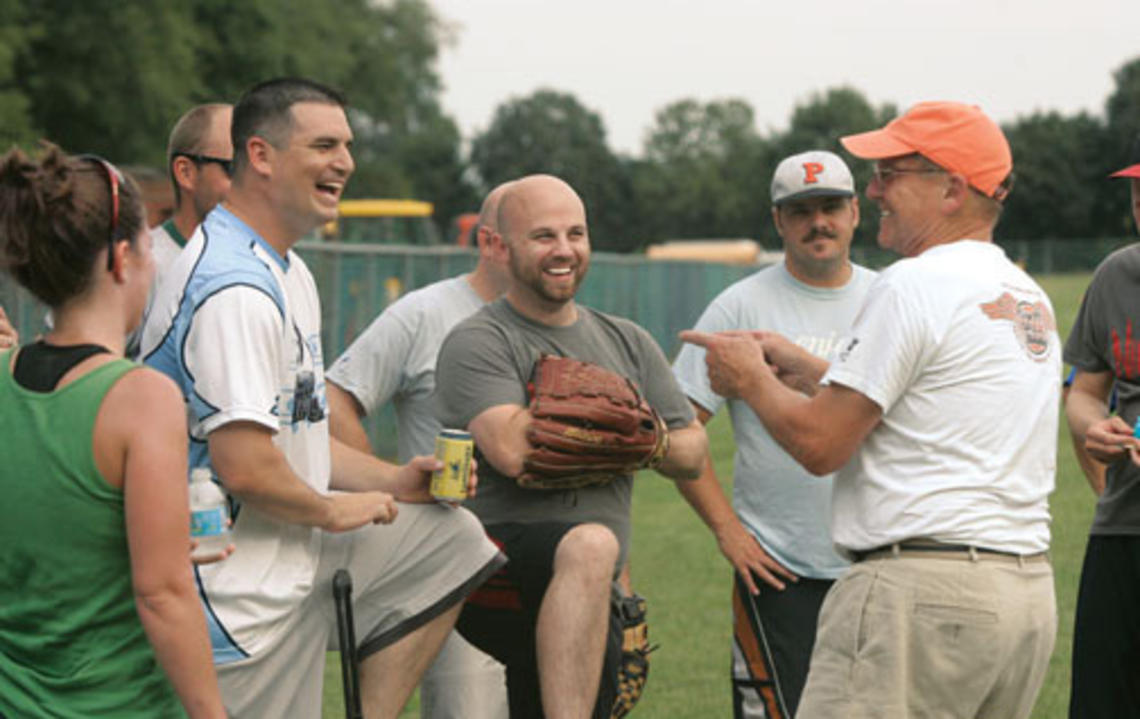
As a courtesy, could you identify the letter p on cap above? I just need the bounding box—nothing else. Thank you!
[802,162,824,185]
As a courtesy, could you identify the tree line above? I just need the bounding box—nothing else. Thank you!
[3,0,1138,252]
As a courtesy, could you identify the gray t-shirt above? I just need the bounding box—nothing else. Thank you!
[1064,243,1140,535]
[673,262,877,578]
[327,275,484,461]
[435,298,696,567]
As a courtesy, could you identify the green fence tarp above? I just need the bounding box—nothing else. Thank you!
[2,237,1130,455]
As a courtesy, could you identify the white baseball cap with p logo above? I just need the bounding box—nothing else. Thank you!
[770,150,855,205]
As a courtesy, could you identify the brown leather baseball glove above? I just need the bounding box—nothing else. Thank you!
[518,354,670,490]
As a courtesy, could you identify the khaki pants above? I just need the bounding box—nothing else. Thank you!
[797,552,1055,719]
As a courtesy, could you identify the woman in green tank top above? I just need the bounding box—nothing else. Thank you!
[0,145,226,718]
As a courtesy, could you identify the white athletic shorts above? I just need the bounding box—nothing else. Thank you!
[216,502,505,718]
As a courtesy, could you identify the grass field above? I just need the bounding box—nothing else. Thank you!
[321,272,1101,718]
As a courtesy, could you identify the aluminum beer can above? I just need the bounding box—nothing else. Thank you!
[431,429,473,501]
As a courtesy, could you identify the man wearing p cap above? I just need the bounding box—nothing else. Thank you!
[683,102,1058,718]
[672,150,875,718]
[1064,135,1140,719]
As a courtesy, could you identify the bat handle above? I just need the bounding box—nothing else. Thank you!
[333,569,363,719]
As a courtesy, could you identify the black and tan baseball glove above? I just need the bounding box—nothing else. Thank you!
[518,354,670,490]
[612,592,656,718]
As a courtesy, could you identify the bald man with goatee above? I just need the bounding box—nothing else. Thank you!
[434,174,707,719]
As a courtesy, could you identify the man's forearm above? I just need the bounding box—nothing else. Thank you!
[328,436,402,492]
[210,425,401,530]
[1069,430,1107,496]
[1065,388,1111,447]
[655,420,707,480]
[682,329,878,477]
[224,451,334,526]
[209,424,334,528]
[469,404,532,478]
[326,382,373,454]
[675,453,739,534]
[738,374,876,476]
[739,371,822,469]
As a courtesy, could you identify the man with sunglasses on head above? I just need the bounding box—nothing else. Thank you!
[152,103,234,269]
[683,102,1058,719]
[126,103,234,359]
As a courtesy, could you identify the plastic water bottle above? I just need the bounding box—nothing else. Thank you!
[189,467,231,561]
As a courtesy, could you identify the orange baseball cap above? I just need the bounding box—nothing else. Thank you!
[1110,135,1140,179]
[840,101,1013,200]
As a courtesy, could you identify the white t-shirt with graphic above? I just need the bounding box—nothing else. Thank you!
[824,240,1059,555]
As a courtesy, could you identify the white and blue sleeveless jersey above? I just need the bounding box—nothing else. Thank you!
[140,205,329,663]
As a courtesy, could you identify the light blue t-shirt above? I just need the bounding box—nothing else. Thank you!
[673,261,877,579]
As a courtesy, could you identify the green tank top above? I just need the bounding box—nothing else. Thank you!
[0,350,184,718]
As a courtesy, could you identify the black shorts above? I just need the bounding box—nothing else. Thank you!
[458,521,622,719]
[732,571,833,719]
[1069,534,1140,719]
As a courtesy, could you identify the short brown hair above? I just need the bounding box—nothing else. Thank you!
[231,78,345,177]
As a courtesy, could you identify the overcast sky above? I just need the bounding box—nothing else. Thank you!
[429,0,1139,156]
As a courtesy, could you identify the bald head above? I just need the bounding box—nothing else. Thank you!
[497,174,586,244]
[167,104,233,167]
[494,174,591,315]
[478,181,514,235]
[469,181,518,297]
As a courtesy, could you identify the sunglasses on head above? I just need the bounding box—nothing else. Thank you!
[78,154,123,272]
[174,151,233,176]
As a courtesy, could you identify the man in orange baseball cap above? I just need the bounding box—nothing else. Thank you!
[681,102,1058,718]
[1063,133,1140,719]
[839,100,1015,257]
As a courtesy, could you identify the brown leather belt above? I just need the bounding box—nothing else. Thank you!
[852,540,1049,564]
